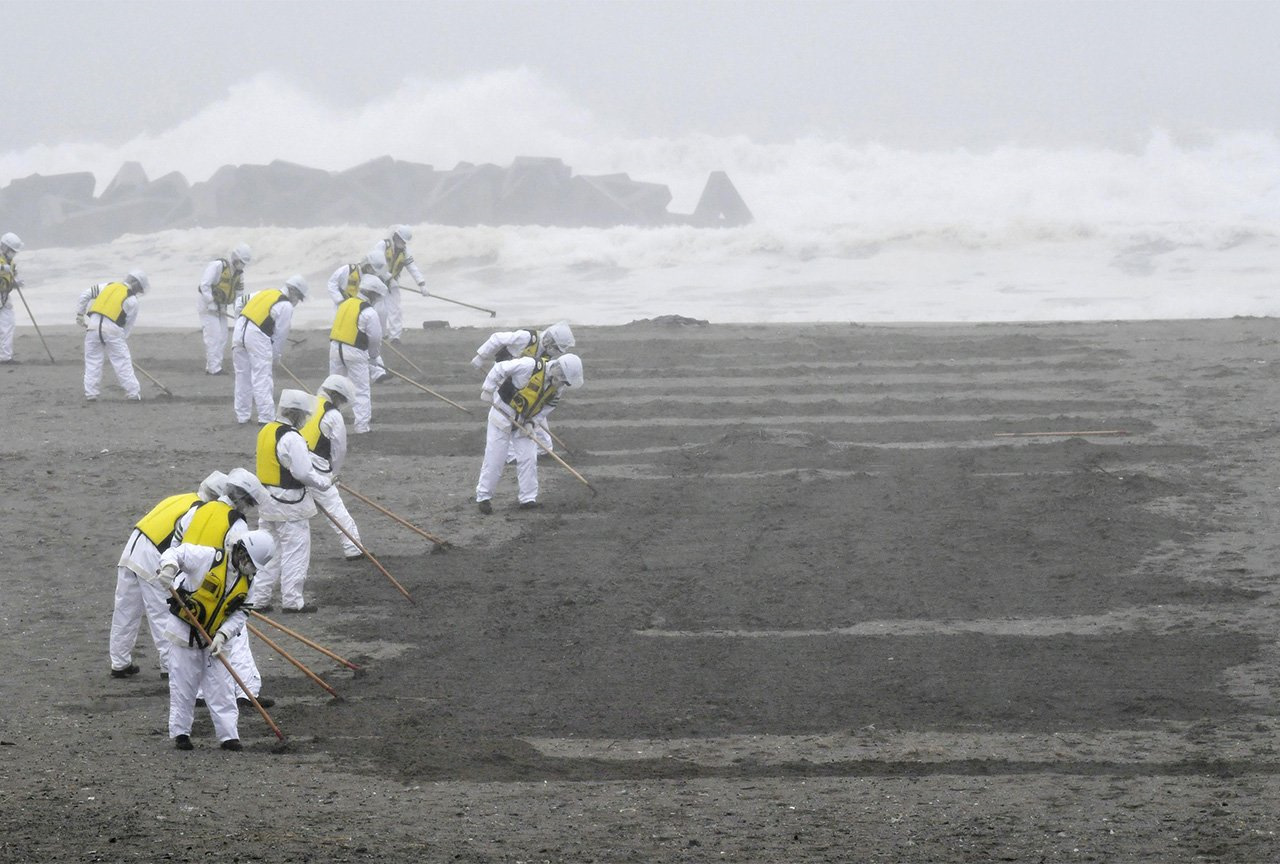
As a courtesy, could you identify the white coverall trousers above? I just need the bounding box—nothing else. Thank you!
[194,628,262,702]
[232,322,276,423]
[168,641,240,742]
[313,484,361,557]
[476,408,541,504]
[0,300,14,361]
[329,342,374,433]
[109,566,173,673]
[385,283,404,341]
[83,317,140,399]
[250,517,313,610]
[199,307,229,374]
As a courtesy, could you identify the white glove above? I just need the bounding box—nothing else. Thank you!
[480,388,494,404]
[313,475,333,492]
[75,314,86,328]
[417,282,429,297]
[470,355,486,370]
[157,562,179,583]
[210,631,228,656]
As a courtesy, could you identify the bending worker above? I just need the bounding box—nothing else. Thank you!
[197,243,252,375]
[159,529,275,751]
[76,270,149,401]
[372,224,429,343]
[329,273,386,434]
[109,471,228,680]
[475,352,584,513]
[471,321,576,455]
[231,274,308,424]
[300,375,364,560]
[249,389,333,613]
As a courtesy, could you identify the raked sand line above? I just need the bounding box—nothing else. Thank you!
[522,722,1280,769]
[633,604,1258,639]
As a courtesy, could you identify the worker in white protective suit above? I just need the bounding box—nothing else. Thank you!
[172,467,275,708]
[159,529,275,751]
[300,375,364,559]
[0,232,24,364]
[372,224,429,343]
[76,270,148,401]
[249,390,333,613]
[109,471,228,680]
[328,274,385,434]
[471,321,576,456]
[475,353,584,513]
[325,250,391,307]
[231,274,308,424]
[196,243,251,375]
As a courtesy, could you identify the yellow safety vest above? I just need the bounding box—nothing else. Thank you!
[0,259,15,303]
[184,500,239,549]
[330,298,370,349]
[135,493,202,548]
[382,241,408,280]
[88,282,130,327]
[342,265,361,299]
[501,357,560,422]
[256,422,303,489]
[211,259,243,306]
[298,396,336,461]
[171,499,249,643]
[241,289,287,336]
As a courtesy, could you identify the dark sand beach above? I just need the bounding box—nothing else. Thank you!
[2,317,1279,862]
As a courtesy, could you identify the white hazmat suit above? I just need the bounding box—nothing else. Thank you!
[159,543,248,745]
[250,407,332,611]
[231,290,297,424]
[196,253,247,374]
[76,282,141,400]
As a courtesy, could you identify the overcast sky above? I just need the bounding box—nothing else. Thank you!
[6,0,1280,153]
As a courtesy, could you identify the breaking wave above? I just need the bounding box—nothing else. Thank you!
[5,70,1280,324]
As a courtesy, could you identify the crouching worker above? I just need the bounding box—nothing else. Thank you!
[158,529,276,751]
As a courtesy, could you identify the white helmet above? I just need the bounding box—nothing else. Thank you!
[283,274,308,301]
[234,529,276,575]
[125,269,150,294]
[363,250,391,280]
[359,273,387,298]
[320,374,356,406]
[225,467,266,508]
[1,232,23,254]
[539,321,575,356]
[198,470,229,502]
[390,224,413,244]
[277,388,316,418]
[548,353,583,388]
[230,243,252,266]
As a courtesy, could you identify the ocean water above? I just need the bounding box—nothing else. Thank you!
[5,71,1279,328]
